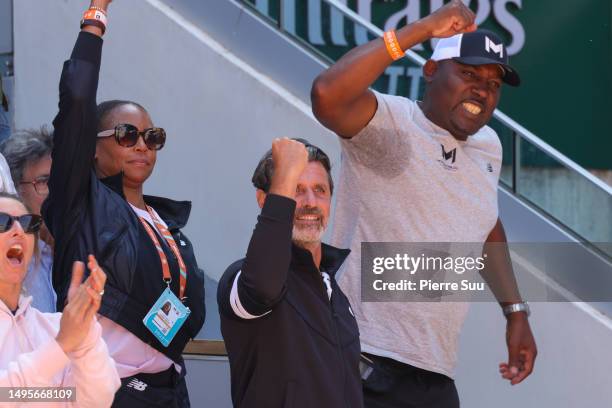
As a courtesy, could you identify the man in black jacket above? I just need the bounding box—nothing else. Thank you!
[217,138,362,408]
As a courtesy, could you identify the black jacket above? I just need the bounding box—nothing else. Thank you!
[218,194,363,408]
[43,32,205,362]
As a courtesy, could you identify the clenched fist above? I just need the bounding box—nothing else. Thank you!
[272,138,309,179]
[269,138,309,199]
[423,0,477,38]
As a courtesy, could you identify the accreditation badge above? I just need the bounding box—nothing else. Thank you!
[143,288,191,347]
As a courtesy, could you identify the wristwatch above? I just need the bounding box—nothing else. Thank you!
[502,302,530,317]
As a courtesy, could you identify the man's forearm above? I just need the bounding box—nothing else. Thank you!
[239,195,295,305]
[312,19,432,108]
[481,219,523,306]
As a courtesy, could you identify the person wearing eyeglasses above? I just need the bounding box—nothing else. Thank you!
[0,192,120,407]
[1,127,56,313]
[42,1,205,406]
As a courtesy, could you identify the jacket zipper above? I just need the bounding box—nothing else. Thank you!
[329,286,350,408]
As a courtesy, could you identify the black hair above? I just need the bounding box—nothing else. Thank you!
[96,100,149,132]
[251,138,334,194]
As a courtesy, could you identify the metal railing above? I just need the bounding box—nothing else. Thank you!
[240,0,612,258]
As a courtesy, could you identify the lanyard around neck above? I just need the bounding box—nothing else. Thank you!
[138,206,188,300]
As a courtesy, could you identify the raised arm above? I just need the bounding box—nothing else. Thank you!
[310,0,476,138]
[220,139,308,319]
[43,0,109,240]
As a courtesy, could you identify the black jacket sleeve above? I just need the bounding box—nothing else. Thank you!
[42,32,102,280]
[218,194,296,318]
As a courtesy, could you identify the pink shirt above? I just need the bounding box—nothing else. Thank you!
[98,317,179,378]
[0,296,120,407]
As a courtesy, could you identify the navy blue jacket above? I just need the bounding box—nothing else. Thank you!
[43,32,205,362]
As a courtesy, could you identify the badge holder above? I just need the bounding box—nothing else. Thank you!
[143,279,190,347]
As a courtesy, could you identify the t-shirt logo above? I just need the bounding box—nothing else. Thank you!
[438,144,459,171]
[485,36,504,58]
[486,163,493,173]
[440,145,456,163]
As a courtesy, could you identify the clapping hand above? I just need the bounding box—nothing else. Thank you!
[56,255,107,354]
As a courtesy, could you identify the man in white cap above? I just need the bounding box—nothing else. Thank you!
[311,0,536,406]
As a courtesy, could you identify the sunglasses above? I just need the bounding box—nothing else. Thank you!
[0,213,42,234]
[97,124,166,151]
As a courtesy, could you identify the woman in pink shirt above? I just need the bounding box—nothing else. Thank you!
[0,193,120,407]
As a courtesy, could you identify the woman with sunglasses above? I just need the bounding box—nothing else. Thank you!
[43,1,205,406]
[0,193,120,407]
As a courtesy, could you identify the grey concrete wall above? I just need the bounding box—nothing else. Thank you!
[184,356,232,408]
[456,301,612,407]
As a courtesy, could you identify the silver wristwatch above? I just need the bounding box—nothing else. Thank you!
[502,302,530,317]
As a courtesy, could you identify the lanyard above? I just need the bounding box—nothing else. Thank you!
[138,206,188,300]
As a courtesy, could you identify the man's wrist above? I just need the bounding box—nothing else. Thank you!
[503,302,530,319]
[261,194,296,224]
[397,18,434,49]
[269,172,300,199]
[412,16,436,40]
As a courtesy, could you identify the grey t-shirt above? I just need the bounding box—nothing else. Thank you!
[332,91,502,378]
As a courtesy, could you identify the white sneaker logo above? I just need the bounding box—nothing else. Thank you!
[485,36,504,58]
[127,379,148,392]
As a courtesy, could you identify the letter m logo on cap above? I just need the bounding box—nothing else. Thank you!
[485,36,504,58]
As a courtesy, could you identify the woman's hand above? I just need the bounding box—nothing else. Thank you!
[89,0,112,10]
[57,256,107,354]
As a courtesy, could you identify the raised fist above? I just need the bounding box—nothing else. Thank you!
[423,0,477,39]
[271,138,309,181]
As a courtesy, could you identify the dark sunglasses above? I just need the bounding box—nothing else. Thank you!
[0,213,42,234]
[97,124,166,151]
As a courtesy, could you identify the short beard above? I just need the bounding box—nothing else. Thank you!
[292,224,326,247]
[292,207,327,247]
